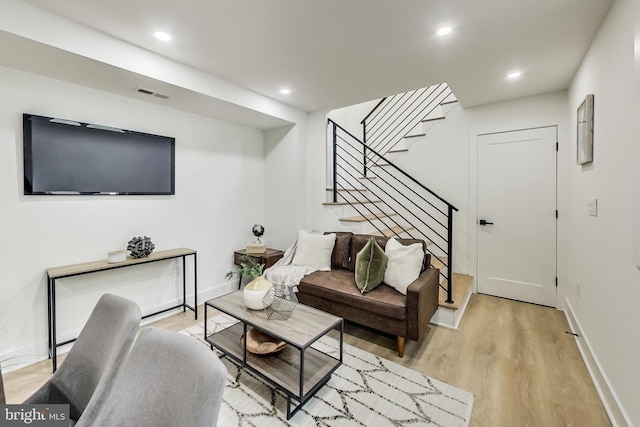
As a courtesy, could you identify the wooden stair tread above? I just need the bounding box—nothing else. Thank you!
[438,273,473,310]
[430,256,448,270]
[404,133,426,139]
[339,212,397,222]
[371,225,414,237]
[322,200,381,206]
[440,99,458,106]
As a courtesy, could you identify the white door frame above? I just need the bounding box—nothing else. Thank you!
[468,125,559,308]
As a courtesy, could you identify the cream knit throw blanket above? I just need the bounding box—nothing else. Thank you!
[262,239,316,298]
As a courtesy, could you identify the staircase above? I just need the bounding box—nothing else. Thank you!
[325,83,473,329]
[362,82,456,159]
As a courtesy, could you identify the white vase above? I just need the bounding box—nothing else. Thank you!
[243,276,273,310]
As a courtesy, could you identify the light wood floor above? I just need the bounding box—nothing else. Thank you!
[3,294,610,426]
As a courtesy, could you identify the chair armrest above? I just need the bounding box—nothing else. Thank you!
[406,266,440,340]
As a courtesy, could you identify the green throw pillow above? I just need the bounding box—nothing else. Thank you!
[355,237,388,293]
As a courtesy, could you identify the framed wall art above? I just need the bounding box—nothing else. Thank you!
[577,94,594,165]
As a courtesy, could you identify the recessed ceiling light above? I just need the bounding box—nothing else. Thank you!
[154,31,171,42]
[436,26,452,36]
[507,71,522,79]
[280,88,291,95]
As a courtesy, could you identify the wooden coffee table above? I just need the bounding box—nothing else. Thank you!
[205,291,343,419]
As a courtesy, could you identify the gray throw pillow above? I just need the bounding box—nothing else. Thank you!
[355,237,388,293]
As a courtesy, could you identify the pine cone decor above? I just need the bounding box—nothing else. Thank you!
[127,236,155,258]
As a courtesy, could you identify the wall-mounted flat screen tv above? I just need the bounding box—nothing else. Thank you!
[23,114,175,195]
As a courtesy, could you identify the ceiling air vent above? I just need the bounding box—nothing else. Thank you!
[136,88,170,99]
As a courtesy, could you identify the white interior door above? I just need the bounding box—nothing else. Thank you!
[477,127,557,307]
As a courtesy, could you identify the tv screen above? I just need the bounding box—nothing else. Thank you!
[23,114,175,195]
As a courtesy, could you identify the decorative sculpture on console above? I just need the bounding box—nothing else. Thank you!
[252,224,265,242]
[127,236,155,258]
[246,224,266,254]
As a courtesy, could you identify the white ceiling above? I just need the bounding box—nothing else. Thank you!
[18,0,612,114]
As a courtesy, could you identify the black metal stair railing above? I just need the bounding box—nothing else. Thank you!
[361,83,453,175]
[328,118,458,303]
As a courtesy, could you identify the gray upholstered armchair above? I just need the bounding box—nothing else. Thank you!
[23,293,141,422]
[77,327,227,427]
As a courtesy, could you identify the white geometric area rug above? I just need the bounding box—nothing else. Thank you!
[181,314,473,427]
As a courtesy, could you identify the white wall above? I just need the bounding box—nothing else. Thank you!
[566,0,639,424]
[328,99,379,138]
[306,110,336,229]
[0,65,267,369]
[264,122,308,250]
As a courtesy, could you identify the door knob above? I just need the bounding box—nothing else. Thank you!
[479,219,494,226]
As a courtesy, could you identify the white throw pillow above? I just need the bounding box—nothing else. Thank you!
[383,238,424,295]
[292,230,336,271]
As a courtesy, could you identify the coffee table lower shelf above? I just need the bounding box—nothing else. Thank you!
[206,322,342,419]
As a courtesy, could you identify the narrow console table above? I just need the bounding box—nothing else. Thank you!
[46,247,197,372]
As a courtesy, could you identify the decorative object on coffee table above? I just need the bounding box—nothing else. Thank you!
[241,327,287,355]
[242,276,273,310]
[263,284,298,320]
[127,236,155,258]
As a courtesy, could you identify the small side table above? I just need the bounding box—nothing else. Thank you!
[233,248,284,289]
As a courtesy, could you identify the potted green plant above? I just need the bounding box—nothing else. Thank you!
[226,255,273,310]
[225,254,264,281]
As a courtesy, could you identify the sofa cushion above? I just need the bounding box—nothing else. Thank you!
[292,230,336,271]
[325,231,352,270]
[355,237,388,293]
[298,270,407,320]
[347,233,430,272]
[384,238,424,295]
[348,234,389,271]
[396,239,429,273]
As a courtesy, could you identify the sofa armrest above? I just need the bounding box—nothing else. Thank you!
[406,266,440,341]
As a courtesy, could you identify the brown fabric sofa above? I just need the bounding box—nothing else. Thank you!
[296,232,440,357]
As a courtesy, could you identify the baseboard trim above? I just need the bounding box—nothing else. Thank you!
[564,298,631,427]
